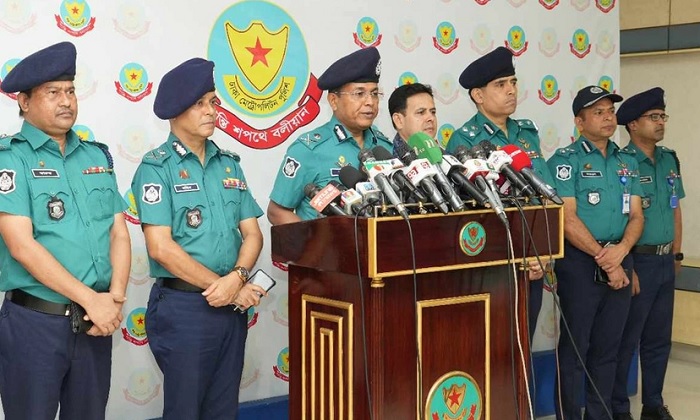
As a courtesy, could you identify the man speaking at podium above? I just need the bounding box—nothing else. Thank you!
[267,47,392,225]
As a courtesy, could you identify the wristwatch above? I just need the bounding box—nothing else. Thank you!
[233,266,250,282]
[674,253,684,262]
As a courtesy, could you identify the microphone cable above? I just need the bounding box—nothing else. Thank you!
[353,207,375,420]
[405,215,425,418]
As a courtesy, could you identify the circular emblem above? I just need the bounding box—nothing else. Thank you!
[539,27,559,57]
[272,346,290,382]
[122,188,140,225]
[395,20,420,52]
[556,164,572,181]
[208,1,309,118]
[435,73,458,104]
[459,221,487,257]
[354,16,381,47]
[0,0,35,33]
[57,0,96,37]
[116,62,152,101]
[119,125,152,163]
[438,124,455,148]
[122,307,148,345]
[570,29,591,58]
[0,58,20,98]
[598,76,614,93]
[539,123,560,154]
[507,25,528,56]
[398,71,418,86]
[129,247,150,285]
[425,371,483,420]
[641,196,651,209]
[538,74,560,105]
[123,367,160,405]
[597,30,615,57]
[471,24,493,54]
[114,0,149,39]
[433,21,458,54]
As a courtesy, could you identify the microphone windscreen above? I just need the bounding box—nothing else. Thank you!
[501,144,531,171]
[407,132,443,164]
[371,146,393,160]
[339,165,367,188]
[304,183,318,198]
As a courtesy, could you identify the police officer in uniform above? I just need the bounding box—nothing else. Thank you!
[611,88,682,420]
[131,58,266,419]
[547,86,644,420]
[0,42,131,420]
[267,47,393,224]
[387,82,437,158]
[446,46,549,338]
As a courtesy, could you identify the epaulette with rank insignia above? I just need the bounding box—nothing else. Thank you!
[0,136,16,152]
[619,147,636,156]
[211,141,241,162]
[460,123,481,138]
[557,147,576,156]
[660,146,681,176]
[371,126,389,142]
[516,118,539,132]
[141,147,170,166]
[295,130,326,150]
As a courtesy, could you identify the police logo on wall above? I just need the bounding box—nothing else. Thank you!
[121,307,148,346]
[208,1,321,149]
[115,62,153,102]
[55,0,96,37]
[186,208,202,228]
[47,197,65,221]
[141,183,162,204]
[394,20,421,52]
[353,16,382,48]
[556,164,572,181]
[272,346,290,382]
[0,0,35,33]
[433,21,459,54]
[0,58,20,99]
[538,75,561,105]
[505,25,528,56]
[123,367,161,405]
[596,0,616,13]
[570,29,592,58]
[282,156,300,178]
[0,169,16,194]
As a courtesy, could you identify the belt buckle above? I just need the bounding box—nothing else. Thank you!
[659,243,671,256]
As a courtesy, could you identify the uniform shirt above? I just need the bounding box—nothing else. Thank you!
[547,136,643,241]
[268,115,392,221]
[622,142,684,245]
[131,134,263,278]
[0,121,126,303]
[445,111,555,186]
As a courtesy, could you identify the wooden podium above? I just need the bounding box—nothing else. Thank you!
[272,206,563,420]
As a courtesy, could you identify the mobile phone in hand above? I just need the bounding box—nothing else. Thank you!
[233,269,277,313]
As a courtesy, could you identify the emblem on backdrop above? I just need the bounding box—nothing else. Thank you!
[470,24,494,55]
[353,16,382,48]
[433,21,459,54]
[438,124,455,149]
[73,124,95,142]
[538,75,561,105]
[398,71,419,86]
[571,0,591,12]
[208,1,321,149]
[570,29,591,58]
[113,0,150,39]
[538,28,560,57]
[596,30,616,58]
[434,73,459,105]
[394,20,421,52]
[540,0,560,9]
[55,0,96,37]
[122,307,148,346]
[0,58,20,99]
[273,347,290,382]
[114,62,153,102]
[123,368,160,405]
[0,0,36,33]
[596,0,615,13]
[505,25,528,56]
[598,75,615,93]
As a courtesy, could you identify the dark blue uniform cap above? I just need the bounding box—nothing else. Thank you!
[459,46,515,89]
[0,42,76,93]
[572,85,623,116]
[154,58,215,120]
[317,47,381,91]
[616,87,665,126]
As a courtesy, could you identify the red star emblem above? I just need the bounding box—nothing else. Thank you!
[130,72,138,81]
[246,37,272,67]
[137,317,144,325]
[72,6,79,14]
[447,388,462,407]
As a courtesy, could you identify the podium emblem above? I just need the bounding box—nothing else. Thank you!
[425,371,482,420]
[459,221,486,256]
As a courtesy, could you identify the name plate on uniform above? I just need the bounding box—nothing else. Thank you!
[580,171,603,178]
[174,183,200,193]
[31,169,59,178]
[639,176,653,184]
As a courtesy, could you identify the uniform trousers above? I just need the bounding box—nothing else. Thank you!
[147,283,248,420]
[612,253,675,413]
[555,242,633,420]
[0,298,112,420]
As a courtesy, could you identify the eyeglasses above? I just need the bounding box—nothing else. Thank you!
[334,90,384,101]
[640,113,669,122]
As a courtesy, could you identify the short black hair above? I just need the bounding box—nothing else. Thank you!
[387,83,433,129]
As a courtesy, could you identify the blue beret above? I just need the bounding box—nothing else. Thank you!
[572,85,623,116]
[317,47,381,91]
[616,87,665,126]
[459,47,515,89]
[154,58,215,120]
[0,42,76,93]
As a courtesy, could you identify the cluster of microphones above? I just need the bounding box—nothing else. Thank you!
[304,132,563,222]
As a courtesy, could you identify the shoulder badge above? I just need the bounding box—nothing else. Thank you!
[370,126,389,142]
[210,140,241,162]
[84,140,114,169]
[141,147,170,167]
[557,147,576,156]
[667,148,681,176]
[516,118,539,132]
[460,123,480,138]
[619,147,636,155]
[0,136,15,152]
[296,130,325,150]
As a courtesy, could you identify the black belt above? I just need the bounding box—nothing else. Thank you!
[597,240,621,247]
[632,241,673,256]
[5,289,71,316]
[157,277,203,293]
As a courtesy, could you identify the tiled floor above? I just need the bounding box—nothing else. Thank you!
[538,343,700,420]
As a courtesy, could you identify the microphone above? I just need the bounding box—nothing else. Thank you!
[328,180,368,216]
[479,141,536,199]
[454,145,508,223]
[502,144,564,205]
[439,154,491,207]
[304,183,348,217]
[338,165,382,211]
[407,133,465,212]
[371,146,428,203]
[358,149,410,219]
